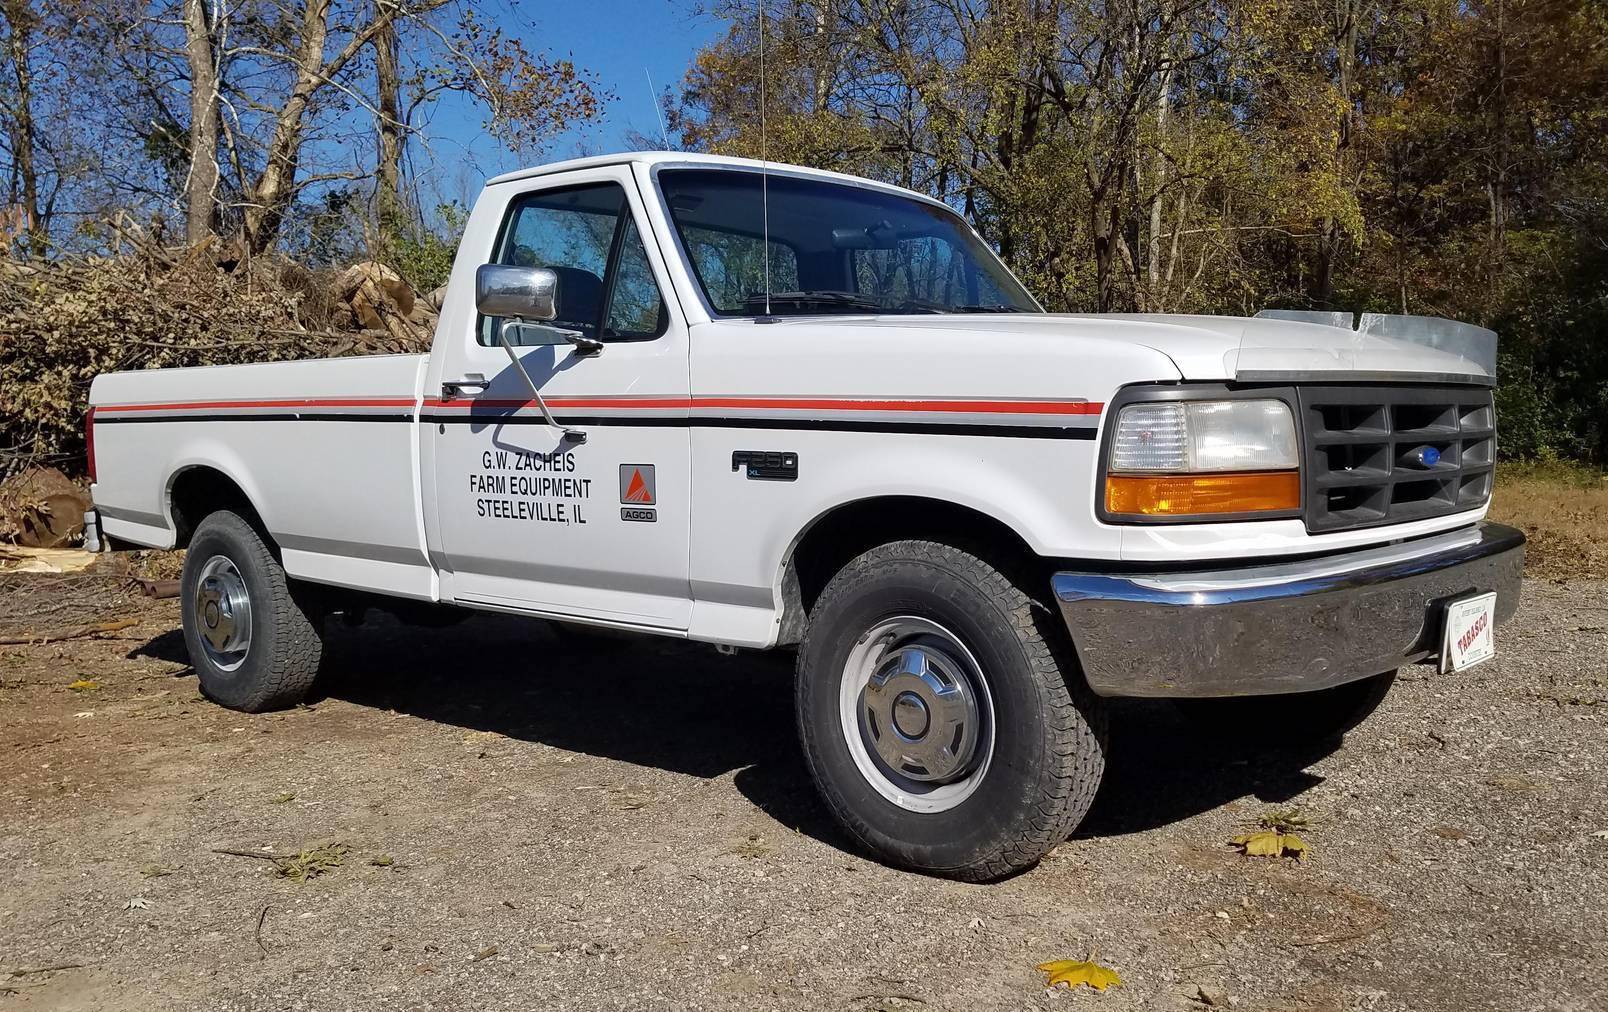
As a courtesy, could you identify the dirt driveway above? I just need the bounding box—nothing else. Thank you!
[2,569,1605,1012]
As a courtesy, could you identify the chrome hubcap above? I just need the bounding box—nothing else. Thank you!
[839,617,994,813]
[863,641,981,782]
[193,555,252,671]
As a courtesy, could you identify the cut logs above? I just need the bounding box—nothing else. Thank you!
[335,261,437,345]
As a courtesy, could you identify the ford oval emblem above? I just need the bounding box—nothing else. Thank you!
[1406,445,1442,468]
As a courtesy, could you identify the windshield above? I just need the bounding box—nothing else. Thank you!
[657,168,1041,317]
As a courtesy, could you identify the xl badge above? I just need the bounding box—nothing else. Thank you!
[619,464,657,522]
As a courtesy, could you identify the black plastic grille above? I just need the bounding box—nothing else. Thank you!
[1299,385,1495,533]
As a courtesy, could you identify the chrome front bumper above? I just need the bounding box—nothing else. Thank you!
[1053,522,1526,698]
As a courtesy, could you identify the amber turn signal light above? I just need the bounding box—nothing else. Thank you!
[1105,471,1300,517]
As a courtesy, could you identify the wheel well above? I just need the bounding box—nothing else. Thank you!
[778,496,1049,645]
[168,467,267,549]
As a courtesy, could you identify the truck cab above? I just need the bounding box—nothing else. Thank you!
[86,152,1525,880]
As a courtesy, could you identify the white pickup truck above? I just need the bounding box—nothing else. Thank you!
[87,152,1525,880]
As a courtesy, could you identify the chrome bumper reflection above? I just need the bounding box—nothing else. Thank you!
[1053,522,1526,698]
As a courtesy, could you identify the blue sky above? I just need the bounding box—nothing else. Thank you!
[407,0,725,206]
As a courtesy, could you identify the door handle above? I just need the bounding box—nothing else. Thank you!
[441,375,489,400]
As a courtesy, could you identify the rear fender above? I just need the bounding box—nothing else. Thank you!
[165,444,274,544]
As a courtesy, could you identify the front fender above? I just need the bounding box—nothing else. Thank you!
[688,425,1122,647]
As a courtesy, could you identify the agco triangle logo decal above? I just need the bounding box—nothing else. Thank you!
[619,464,656,505]
[624,470,652,502]
[618,464,657,522]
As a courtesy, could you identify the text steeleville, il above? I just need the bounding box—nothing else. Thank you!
[470,450,591,525]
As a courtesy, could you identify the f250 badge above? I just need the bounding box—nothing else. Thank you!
[620,464,657,522]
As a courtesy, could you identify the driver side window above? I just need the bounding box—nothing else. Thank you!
[477,182,667,346]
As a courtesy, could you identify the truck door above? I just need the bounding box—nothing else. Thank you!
[423,167,691,629]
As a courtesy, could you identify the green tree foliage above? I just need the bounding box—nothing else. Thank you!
[673,0,1608,460]
[378,200,467,294]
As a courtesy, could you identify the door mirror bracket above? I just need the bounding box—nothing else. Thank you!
[503,321,604,357]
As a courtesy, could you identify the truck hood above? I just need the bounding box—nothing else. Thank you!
[1061,312,1496,386]
[833,311,1496,386]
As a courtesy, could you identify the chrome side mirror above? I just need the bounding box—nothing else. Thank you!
[472,262,599,445]
[475,264,558,321]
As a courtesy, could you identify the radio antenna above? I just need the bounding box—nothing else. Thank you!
[758,0,772,316]
[645,67,669,149]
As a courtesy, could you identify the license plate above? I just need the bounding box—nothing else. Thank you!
[1441,592,1497,673]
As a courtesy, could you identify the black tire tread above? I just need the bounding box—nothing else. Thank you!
[182,510,323,712]
[797,539,1106,881]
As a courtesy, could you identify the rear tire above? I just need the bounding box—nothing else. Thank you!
[796,540,1106,881]
[1174,670,1398,744]
[180,510,324,713]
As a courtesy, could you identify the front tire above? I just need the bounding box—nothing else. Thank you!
[796,541,1107,881]
[180,510,324,712]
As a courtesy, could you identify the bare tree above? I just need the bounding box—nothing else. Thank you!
[181,0,220,243]
[1,0,45,256]
[1312,0,1363,307]
[373,0,404,218]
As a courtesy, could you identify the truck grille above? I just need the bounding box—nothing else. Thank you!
[1299,385,1495,533]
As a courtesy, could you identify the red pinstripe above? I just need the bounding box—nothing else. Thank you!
[96,395,1105,416]
[95,397,416,414]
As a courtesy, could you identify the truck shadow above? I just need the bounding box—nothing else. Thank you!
[1072,701,1333,839]
[302,612,1341,851]
[313,611,860,845]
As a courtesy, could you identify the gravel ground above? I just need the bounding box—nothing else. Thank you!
[1,571,1604,1011]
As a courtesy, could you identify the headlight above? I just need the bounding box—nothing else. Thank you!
[1104,397,1300,518]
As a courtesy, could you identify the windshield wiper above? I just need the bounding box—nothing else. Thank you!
[740,291,1023,315]
[742,290,887,313]
[891,297,949,314]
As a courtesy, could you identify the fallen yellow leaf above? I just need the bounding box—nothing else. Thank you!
[67,678,100,692]
[1037,957,1122,991]
[1231,829,1309,861]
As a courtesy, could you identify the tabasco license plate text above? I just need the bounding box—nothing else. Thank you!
[1441,592,1497,673]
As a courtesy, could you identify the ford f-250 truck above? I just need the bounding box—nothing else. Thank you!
[86,152,1525,881]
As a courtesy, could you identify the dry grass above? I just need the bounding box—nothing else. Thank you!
[1491,460,1608,579]
[273,841,350,882]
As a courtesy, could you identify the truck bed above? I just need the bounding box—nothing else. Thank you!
[89,354,435,598]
